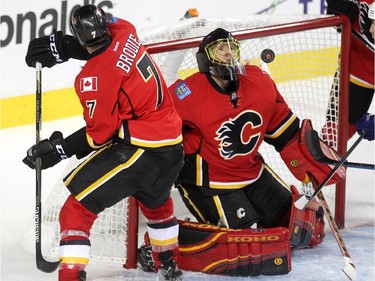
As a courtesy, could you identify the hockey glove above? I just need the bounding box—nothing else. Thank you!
[280,119,345,185]
[25,31,68,68]
[326,0,358,24]
[23,131,73,169]
[356,113,374,141]
[289,186,325,248]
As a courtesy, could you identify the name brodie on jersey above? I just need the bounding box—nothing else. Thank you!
[115,33,141,74]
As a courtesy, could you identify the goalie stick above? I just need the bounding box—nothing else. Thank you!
[308,178,357,280]
[294,131,366,210]
[306,129,374,170]
[261,48,356,279]
[34,62,60,273]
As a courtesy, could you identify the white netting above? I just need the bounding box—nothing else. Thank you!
[21,14,347,264]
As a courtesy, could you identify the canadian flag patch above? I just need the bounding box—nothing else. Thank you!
[80,77,98,92]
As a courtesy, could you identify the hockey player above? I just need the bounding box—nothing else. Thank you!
[355,3,375,142]
[168,27,344,232]
[323,0,374,145]
[23,5,183,281]
[151,28,345,276]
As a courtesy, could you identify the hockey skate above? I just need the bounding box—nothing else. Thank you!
[137,245,155,272]
[157,251,183,281]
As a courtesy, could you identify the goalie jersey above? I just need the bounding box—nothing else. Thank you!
[169,65,299,192]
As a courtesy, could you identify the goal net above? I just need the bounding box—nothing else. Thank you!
[21,14,351,269]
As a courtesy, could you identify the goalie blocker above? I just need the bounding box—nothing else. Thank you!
[280,119,346,185]
[138,189,324,277]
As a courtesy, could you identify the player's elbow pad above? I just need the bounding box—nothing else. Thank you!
[279,119,345,185]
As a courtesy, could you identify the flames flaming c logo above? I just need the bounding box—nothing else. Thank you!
[215,110,262,159]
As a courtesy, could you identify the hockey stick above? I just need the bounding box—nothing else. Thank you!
[294,131,366,210]
[309,178,357,280]
[256,0,289,14]
[34,62,60,273]
[306,129,374,170]
[261,49,355,279]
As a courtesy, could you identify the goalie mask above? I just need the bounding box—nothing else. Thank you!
[196,28,246,81]
[70,5,110,48]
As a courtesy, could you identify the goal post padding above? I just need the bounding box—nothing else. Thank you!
[20,14,350,270]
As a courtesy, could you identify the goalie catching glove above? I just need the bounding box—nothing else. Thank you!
[280,119,345,185]
[23,131,73,169]
[288,185,325,248]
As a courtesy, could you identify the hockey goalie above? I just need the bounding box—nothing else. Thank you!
[138,120,343,277]
[138,26,346,277]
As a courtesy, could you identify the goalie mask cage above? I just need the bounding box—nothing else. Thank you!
[21,15,350,270]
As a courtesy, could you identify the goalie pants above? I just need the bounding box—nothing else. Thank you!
[176,164,292,229]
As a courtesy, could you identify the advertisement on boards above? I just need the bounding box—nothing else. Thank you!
[0,0,328,128]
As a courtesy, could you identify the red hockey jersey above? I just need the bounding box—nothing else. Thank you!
[169,65,298,191]
[74,18,182,148]
[350,0,374,88]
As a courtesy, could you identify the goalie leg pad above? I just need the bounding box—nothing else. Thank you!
[139,220,291,276]
[289,186,325,248]
[280,119,345,185]
[177,221,291,276]
[308,206,325,248]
